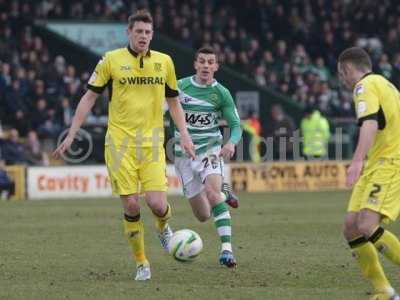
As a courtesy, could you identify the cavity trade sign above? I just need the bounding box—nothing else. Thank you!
[230,161,350,192]
[27,166,112,199]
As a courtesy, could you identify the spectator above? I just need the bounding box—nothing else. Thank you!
[31,98,61,139]
[266,104,296,160]
[300,107,331,159]
[24,130,49,166]
[0,159,15,200]
[254,66,266,87]
[56,96,73,128]
[0,128,26,165]
[242,109,263,162]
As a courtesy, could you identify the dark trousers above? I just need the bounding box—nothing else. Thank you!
[0,182,15,199]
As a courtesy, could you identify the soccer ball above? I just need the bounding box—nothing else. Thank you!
[168,229,203,261]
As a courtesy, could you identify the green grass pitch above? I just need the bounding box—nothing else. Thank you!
[1,191,399,300]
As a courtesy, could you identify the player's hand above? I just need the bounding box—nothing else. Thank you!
[219,142,235,160]
[181,133,195,159]
[52,134,74,159]
[346,160,363,187]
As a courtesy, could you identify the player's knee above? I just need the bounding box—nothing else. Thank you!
[122,196,140,215]
[150,203,166,217]
[195,211,210,222]
[356,218,375,238]
[343,216,359,241]
[125,200,140,215]
[343,223,357,241]
[204,185,220,202]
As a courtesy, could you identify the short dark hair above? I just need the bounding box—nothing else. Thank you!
[195,46,217,61]
[128,10,153,28]
[338,47,372,71]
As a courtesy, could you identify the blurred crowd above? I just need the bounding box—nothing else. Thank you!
[8,0,398,118]
[0,0,108,164]
[1,0,400,164]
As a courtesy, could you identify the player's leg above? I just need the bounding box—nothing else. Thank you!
[344,173,397,298]
[175,155,211,222]
[188,191,211,222]
[145,191,173,251]
[105,145,150,280]
[121,194,150,280]
[221,182,239,209]
[204,173,236,268]
[345,210,393,297]
[370,226,400,266]
[140,147,172,251]
[363,165,400,268]
[356,209,400,299]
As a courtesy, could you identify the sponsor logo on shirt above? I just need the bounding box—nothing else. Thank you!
[183,96,192,103]
[120,65,132,71]
[119,76,164,85]
[185,111,217,127]
[367,197,379,205]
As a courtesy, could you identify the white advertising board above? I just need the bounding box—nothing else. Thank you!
[27,166,112,199]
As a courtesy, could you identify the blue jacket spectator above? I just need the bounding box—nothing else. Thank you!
[0,159,15,200]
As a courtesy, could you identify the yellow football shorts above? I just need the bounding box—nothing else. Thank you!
[104,146,167,195]
[348,159,400,222]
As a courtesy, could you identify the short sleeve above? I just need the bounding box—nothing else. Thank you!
[165,56,179,98]
[87,54,111,94]
[353,81,379,124]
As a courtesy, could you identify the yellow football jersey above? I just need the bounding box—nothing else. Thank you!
[353,73,400,167]
[87,46,178,148]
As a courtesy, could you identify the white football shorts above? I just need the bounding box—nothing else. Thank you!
[175,147,224,198]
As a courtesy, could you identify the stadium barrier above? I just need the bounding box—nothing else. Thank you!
[5,165,26,201]
[230,161,351,192]
[26,165,231,200]
[24,161,349,200]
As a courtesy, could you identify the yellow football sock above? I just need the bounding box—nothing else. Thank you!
[350,237,391,293]
[154,203,171,232]
[370,227,400,266]
[123,214,148,266]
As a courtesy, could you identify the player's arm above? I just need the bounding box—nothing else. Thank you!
[347,120,378,187]
[53,55,111,158]
[353,120,378,162]
[219,89,242,159]
[166,97,194,159]
[347,83,379,187]
[165,57,195,159]
[53,90,98,158]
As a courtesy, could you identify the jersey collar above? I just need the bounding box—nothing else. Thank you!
[190,75,218,88]
[127,45,151,58]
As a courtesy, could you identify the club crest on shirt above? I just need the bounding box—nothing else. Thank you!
[154,62,162,72]
[354,84,364,96]
[209,93,219,104]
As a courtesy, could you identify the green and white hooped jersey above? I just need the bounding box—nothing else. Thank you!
[175,76,241,156]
